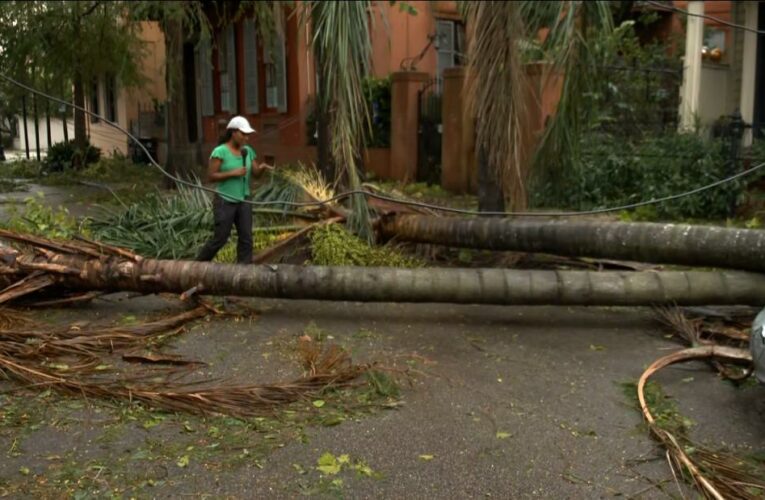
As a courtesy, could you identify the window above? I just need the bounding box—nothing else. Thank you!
[436,20,466,79]
[199,38,214,117]
[243,20,260,113]
[218,25,238,113]
[264,32,287,112]
[90,79,100,123]
[105,76,117,122]
[206,20,288,118]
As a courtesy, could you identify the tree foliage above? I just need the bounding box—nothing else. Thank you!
[306,1,376,240]
[0,1,147,152]
[461,1,617,210]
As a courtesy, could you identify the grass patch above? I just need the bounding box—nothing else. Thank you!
[0,160,43,179]
[0,178,27,193]
[39,155,163,187]
[367,179,478,210]
[0,192,87,239]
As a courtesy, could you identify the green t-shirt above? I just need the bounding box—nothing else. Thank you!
[210,144,257,202]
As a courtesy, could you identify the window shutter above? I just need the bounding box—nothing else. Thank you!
[275,33,287,113]
[436,20,455,77]
[243,20,259,114]
[226,25,238,113]
[199,38,214,117]
[456,23,466,65]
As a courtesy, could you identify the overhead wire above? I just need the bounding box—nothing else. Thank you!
[642,0,765,36]
[2,68,764,218]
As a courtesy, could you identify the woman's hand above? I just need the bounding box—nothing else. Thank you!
[253,162,274,176]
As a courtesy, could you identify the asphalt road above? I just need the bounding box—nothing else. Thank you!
[2,296,762,498]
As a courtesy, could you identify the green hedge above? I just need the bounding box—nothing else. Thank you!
[44,140,101,172]
[531,133,757,220]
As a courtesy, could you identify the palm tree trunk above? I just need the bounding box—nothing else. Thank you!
[163,18,192,187]
[477,146,504,212]
[314,41,333,182]
[2,248,764,306]
[381,215,765,273]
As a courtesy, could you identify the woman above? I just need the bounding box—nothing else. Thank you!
[196,116,271,264]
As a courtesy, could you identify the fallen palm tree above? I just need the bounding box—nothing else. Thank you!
[0,230,391,418]
[1,230,765,306]
[630,307,765,499]
[381,215,765,273]
[637,346,764,499]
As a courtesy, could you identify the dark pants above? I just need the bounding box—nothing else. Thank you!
[196,196,253,264]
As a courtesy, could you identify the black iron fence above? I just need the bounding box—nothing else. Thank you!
[416,77,442,185]
[589,63,683,138]
[0,93,72,162]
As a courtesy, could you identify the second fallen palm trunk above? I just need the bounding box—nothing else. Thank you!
[381,215,765,273]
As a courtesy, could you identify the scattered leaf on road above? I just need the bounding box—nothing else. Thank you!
[317,452,341,475]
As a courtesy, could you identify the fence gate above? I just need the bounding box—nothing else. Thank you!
[416,78,442,185]
[595,64,683,137]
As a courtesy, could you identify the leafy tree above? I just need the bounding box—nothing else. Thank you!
[0,1,146,164]
[461,1,617,211]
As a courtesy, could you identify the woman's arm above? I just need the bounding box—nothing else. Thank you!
[251,161,274,178]
[207,157,246,183]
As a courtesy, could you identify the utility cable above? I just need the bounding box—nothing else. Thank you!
[2,72,764,218]
[643,1,765,36]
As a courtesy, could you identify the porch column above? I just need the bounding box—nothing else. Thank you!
[390,71,428,182]
[679,1,704,132]
[441,67,472,193]
[740,1,759,146]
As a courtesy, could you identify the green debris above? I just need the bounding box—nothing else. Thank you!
[1,193,86,239]
[88,183,298,260]
[315,452,380,478]
[364,370,401,399]
[316,452,342,475]
[310,223,423,268]
[621,380,693,435]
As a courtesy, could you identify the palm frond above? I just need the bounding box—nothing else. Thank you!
[462,1,530,210]
[530,1,614,187]
[307,1,374,240]
[282,162,335,203]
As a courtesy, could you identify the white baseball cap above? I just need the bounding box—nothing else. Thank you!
[226,116,256,134]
